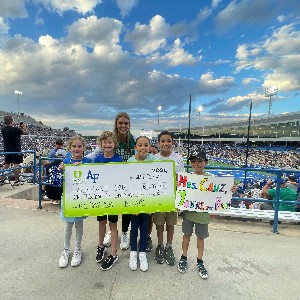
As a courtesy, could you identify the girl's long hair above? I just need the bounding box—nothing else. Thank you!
[113,112,132,156]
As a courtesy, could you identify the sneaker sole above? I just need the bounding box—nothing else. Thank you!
[154,258,164,264]
[177,266,187,273]
[166,260,175,266]
[129,265,137,271]
[120,245,129,250]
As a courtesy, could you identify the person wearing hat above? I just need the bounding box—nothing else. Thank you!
[261,178,297,212]
[42,139,66,200]
[48,138,65,158]
[44,148,67,205]
[177,149,209,279]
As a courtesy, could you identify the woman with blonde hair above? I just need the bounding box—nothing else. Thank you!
[103,112,135,250]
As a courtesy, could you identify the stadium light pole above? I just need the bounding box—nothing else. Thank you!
[244,101,253,188]
[187,94,192,158]
[15,90,22,114]
[157,106,162,127]
[196,105,204,145]
[265,87,278,117]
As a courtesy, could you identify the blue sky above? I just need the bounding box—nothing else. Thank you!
[0,0,299,136]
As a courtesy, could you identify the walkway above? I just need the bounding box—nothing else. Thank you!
[0,197,299,300]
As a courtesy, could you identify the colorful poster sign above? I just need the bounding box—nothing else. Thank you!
[63,161,175,217]
[176,172,234,211]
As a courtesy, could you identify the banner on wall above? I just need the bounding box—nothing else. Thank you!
[63,161,176,217]
[176,172,234,212]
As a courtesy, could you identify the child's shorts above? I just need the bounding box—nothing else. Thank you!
[182,218,209,239]
[153,211,177,226]
[97,215,118,223]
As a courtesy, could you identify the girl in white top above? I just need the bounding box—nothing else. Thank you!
[127,136,156,271]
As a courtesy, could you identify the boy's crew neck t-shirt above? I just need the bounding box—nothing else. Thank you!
[127,153,157,162]
[155,151,184,174]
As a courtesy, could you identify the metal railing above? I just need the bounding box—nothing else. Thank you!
[0,150,37,185]
[185,164,300,233]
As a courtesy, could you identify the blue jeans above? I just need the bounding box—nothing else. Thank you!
[130,214,149,252]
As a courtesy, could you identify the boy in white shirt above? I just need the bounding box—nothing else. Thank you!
[153,131,184,266]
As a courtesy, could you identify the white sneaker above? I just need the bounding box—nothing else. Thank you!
[139,252,148,272]
[120,232,129,250]
[71,249,82,267]
[103,231,111,247]
[129,251,137,271]
[59,250,70,268]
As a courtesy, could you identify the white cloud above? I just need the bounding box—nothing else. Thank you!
[35,17,44,25]
[66,16,122,48]
[1,14,237,133]
[0,17,9,35]
[125,15,202,66]
[235,22,300,92]
[199,72,235,92]
[242,78,260,85]
[125,15,168,55]
[277,15,285,23]
[211,0,221,9]
[164,39,201,66]
[213,0,297,33]
[37,0,102,15]
[116,0,138,18]
[196,6,212,23]
[148,38,202,66]
[0,0,27,18]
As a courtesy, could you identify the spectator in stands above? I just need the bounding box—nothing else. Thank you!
[149,144,159,154]
[286,175,299,193]
[85,144,93,156]
[1,116,29,185]
[261,179,297,212]
[44,149,67,205]
[231,184,242,208]
[251,183,261,199]
[48,138,65,158]
[286,175,300,213]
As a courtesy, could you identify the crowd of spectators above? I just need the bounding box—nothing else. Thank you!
[1,116,299,172]
[176,142,300,170]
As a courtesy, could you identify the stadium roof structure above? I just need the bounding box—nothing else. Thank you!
[168,111,300,143]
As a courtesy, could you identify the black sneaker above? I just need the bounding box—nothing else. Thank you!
[197,262,208,279]
[165,246,175,266]
[177,258,187,273]
[100,254,118,270]
[96,246,106,263]
[154,245,164,264]
[146,236,153,252]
